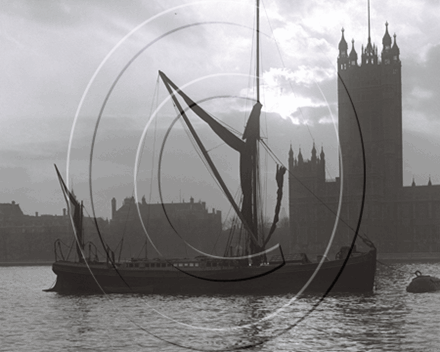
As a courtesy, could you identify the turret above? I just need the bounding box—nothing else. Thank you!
[319,146,326,180]
[381,22,395,65]
[338,28,349,71]
[311,143,317,163]
[382,22,392,50]
[298,148,303,165]
[288,144,294,168]
[320,146,325,171]
[349,39,358,67]
[391,33,400,62]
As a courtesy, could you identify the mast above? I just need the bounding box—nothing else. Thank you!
[256,0,260,103]
[252,0,261,250]
[157,1,265,257]
[78,201,84,262]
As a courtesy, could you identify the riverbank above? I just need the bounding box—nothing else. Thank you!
[378,252,440,262]
[0,261,53,267]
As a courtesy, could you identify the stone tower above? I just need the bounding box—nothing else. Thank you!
[337,19,402,201]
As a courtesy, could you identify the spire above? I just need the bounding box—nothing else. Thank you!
[368,0,371,43]
[361,0,376,65]
[320,146,325,160]
[412,177,416,187]
[428,176,432,186]
[298,147,303,164]
[365,0,373,54]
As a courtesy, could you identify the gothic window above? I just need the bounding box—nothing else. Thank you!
[393,68,397,74]
[393,55,397,60]
[351,60,356,65]
[385,59,390,65]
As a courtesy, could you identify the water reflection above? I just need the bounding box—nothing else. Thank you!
[3,263,440,351]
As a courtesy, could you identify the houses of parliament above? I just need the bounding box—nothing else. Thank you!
[289,22,440,255]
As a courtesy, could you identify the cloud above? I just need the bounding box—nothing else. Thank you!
[1,0,440,218]
[237,67,333,123]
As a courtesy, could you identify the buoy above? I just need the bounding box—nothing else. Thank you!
[406,271,440,293]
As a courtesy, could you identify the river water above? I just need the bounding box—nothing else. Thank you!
[1,262,440,352]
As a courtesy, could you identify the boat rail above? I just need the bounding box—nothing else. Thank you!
[54,239,100,263]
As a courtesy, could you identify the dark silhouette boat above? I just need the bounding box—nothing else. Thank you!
[48,0,376,295]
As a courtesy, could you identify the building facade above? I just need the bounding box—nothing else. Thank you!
[289,23,440,255]
[109,196,223,259]
[0,201,108,262]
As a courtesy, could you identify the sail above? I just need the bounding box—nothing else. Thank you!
[158,72,266,252]
[159,71,246,153]
[54,165,84,261]
[159,72,260,246]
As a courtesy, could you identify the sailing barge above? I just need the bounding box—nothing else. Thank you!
[49,162,376,295]
[50,248,376,294]
[48,0,376,295]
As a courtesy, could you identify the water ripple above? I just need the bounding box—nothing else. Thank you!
[1,263,440,351]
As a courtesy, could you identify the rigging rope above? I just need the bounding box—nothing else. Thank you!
[259,138,374,248]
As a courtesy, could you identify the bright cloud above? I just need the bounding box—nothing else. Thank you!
[249,67,330,123]
[410,86,434,100]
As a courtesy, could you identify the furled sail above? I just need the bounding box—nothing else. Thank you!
[264,165,287,247]
[54,165,84,261]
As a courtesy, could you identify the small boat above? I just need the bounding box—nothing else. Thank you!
[47,0,376,295]
[406,271,440,293]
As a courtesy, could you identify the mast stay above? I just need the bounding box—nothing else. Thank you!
[158,0,286,258]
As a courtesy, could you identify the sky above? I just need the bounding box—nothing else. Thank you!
[1,0,439,221]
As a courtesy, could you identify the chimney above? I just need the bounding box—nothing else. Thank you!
[63,208,66,216]
[35,212,38,217]
[111,197,116,220]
